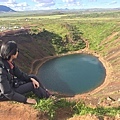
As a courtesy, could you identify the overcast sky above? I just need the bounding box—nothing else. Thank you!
[0,0,120,11]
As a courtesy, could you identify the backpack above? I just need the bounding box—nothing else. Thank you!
[0,59,5,98]
[0,59,4,82]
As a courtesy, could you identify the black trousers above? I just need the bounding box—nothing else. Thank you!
[13,82,49,99]
[0,75,50,101]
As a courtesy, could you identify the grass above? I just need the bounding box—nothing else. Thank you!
[34,98,120,119]
[74,21,118,50]
[73,101,120,116]
[34,98,75,119]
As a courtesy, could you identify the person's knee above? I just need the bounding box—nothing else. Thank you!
[29,75,38,80]
[29,75,41,84]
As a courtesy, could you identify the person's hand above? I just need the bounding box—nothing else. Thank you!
[26,98,37,104]
[31,78,40,88]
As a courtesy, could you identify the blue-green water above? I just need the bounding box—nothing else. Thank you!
[37,54,106,95]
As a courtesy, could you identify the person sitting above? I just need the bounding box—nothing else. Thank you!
[0,40,52,104]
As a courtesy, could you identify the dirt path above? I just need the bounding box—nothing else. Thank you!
[100,32,119,45]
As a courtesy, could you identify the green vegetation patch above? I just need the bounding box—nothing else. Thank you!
[34,99,120,120]
[75,21,117,50]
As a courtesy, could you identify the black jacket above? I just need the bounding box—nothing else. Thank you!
[0,58,31,103]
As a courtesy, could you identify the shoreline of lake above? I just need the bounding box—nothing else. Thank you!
[30,49,113,99]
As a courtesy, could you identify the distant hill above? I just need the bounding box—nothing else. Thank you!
[0,5,15,12]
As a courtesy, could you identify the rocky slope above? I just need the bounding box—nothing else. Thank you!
[0,29,55,73]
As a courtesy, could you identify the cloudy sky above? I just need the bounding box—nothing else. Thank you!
[0,0,120,11]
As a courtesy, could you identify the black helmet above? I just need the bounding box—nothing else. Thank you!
[0,40,18,60]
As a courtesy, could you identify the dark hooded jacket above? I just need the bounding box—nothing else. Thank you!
[0,57,31,103]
